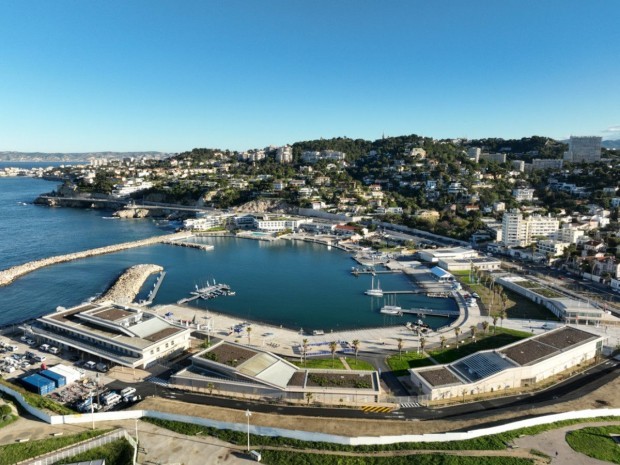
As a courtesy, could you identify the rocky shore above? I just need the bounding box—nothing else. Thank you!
[96,264,163,304]
[0,232,191,287]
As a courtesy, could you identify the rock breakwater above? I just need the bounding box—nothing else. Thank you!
[0,232,191,287]
[96,264,163,304]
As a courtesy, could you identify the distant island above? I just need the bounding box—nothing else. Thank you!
[0,151,172,162]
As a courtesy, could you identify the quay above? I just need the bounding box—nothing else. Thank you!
[0,232,192,287]
[162,239,214,251]
[141,271,166,305]
[399,307,460,318]
[351,268,402,275]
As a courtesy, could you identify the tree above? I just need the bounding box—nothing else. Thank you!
[329,341,338,368]
[302,338,309,366]
[305,392,313,405]
[246,326,252,345]
[352,339,360,365]
[454,327,461,346]
[397,338,404,360]
[440,335,447,349]
[470,325,477,340]
[481,321,490,334]
[419,337,426,354]
[206,383,215,395]
[492,314,499,333]
[500,309,507,327]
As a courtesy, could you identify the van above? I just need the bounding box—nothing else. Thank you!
[102,393,121,406]
[34,355,46,362]
[39,344,50,352]
[84,361,97,370]
[48,347,59,354]
[7,345,18,352]
[249,450,262,462]
[120,387,136,397]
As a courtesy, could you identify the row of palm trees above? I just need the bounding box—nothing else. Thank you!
[300,338,362,368]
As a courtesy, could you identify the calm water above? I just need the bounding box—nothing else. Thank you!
[0,178,456,330]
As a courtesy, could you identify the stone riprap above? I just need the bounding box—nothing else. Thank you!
[0,232,191,287]
[96,264,163,304]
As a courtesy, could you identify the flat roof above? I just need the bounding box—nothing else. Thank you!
[418,367,462,387]
[91,307,132,322]
[500,326,599,366]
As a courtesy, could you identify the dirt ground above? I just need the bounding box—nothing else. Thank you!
[134,374,620,437]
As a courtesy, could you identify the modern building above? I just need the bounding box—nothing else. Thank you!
[502,210,559,247]
[536,239,570,257]
[171,341,381,404]
[511,160,525,172]
[530,158,564,171]
[301,150,346,164]
[28,302,192,369]
[480,153,507,163]
[467,147,481,163]
[417,247,478,263]
[437,256,502,272]
[410,326,604,402]
[563,136,602,163]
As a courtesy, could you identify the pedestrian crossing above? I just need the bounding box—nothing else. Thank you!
[146,376,170,387]
[399,402,421,408]
[361,405,394,413]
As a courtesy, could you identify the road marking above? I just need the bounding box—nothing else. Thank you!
[361,405,393,413]
[399,402,420,408]
[145,376,170,387]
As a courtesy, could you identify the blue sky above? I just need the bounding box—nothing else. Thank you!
[1,1,619,152]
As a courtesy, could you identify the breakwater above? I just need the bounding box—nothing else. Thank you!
[96,264,164,304]
[0,232,191,287]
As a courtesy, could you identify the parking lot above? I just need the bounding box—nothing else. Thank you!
[0,331,141,413]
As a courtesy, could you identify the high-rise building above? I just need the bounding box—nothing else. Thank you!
[563,136,602,163]
[275,145,293,164]
[467,147,481,163]
[502,210,559,247]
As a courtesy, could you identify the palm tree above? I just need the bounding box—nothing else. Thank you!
[305,392,313,405]
[440,335,447,349]
[500,309,507,328]
[481,321,489,335]
[397,338,404,360]
[352,339,360,366]
[246,326,252,345]
[419,337,426,354]
[492,314,499,333]
[454,327,461,346]
[470,325,477,340]
[328,341,337,368]
[302,338,309,366]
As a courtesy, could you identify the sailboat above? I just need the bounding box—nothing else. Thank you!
[380,294,402,314]
[365,275,384,296]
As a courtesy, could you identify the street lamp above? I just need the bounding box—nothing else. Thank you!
[245,409,252,452]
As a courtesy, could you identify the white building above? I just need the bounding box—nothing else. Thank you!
[111,179,153,198]
[536,239,570,257]
[512,188,535,202]
[417,247,478,263]
[30,302,192,369]
[563,136,602,163]
[301,150,346,164]
[480,153,507,163]
[410,327,604,402]
[275,145,293,164]
[502,210,559,247]
[530,159,564,171]
[467,147,481,163]
[252,215,308,232]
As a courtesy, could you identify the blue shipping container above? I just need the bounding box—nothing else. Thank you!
[21,374,55,395]
[40,369,66,388]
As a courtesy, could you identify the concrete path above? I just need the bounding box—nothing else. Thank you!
[514,421,620,465]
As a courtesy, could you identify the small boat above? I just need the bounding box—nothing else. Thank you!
[380,305,403,316]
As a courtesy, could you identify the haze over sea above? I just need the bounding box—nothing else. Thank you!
[0,175,456,331]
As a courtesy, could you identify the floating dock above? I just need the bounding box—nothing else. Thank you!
[177,282,235,304]
[142,271,166,305]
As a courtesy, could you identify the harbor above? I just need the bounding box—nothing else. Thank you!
[177,281,235,304]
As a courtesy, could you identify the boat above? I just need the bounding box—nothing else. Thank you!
[365,276,383,297]
[380,305,403,316]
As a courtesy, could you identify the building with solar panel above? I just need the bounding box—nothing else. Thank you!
[410,326,604,402]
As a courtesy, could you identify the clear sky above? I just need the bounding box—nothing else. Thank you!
[1,0,619,152]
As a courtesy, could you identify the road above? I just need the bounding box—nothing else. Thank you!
[106,358,619,424]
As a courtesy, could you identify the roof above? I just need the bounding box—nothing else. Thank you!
[452,352,516,382]
[91,308,132,322]
[430,266,452,278]
[418,367,462,387]
[500,326,599,366]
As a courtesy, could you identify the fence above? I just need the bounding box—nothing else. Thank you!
[20,429,137,465]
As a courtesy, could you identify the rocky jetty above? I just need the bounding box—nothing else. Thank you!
[0,232,191,287]
[96,264,163,304]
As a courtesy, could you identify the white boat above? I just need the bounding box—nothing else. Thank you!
[380,305,402,316]
[365,276,383,296]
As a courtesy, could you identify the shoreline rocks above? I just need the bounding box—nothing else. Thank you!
[0,232,191,287]
[96,264,163,304]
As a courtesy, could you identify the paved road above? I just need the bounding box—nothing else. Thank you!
[106,358,619,424]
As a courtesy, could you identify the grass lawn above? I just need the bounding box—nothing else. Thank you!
[291,357,374,371]
[56,438,134,465]
[0,414,17,430]
[0,430,109,465]
[386,351,435,377]
[565,425,620,464]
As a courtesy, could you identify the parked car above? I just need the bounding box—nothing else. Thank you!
[48,347,59,354]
